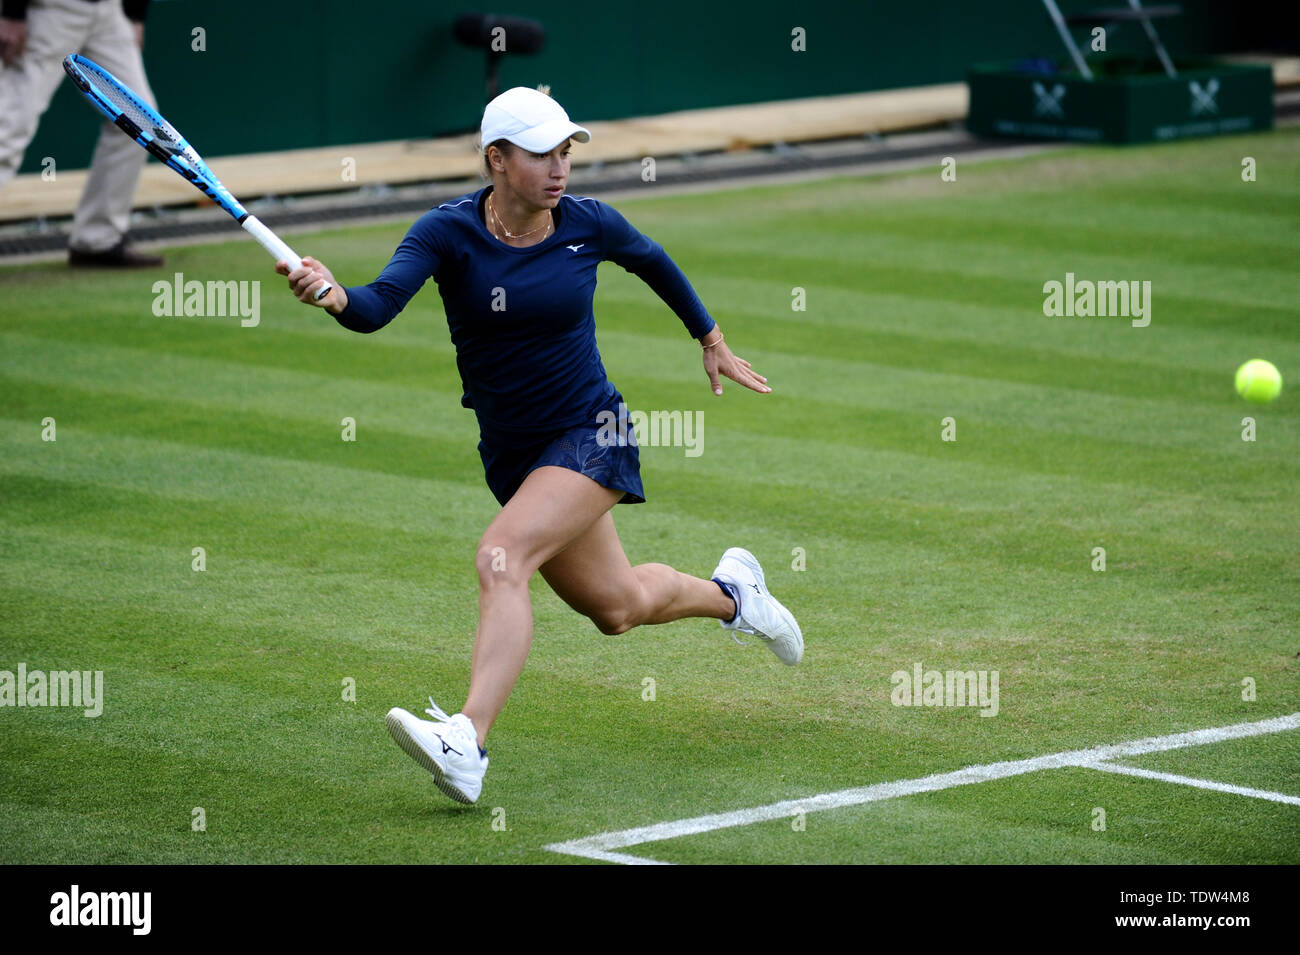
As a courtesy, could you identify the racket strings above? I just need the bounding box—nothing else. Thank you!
[80,61,183,155]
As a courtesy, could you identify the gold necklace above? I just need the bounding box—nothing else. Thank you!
[489,195,551,241]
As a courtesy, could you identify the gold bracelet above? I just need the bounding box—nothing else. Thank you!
[701,331,724,349]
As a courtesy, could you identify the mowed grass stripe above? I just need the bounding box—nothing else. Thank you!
[2,380,483,489]
[0,473,479,593]
[4,472,1290,660]
[599,312,1294,412]
[0,695,523,864]
[9,170,1297,400]
[607,374,1299,498]
[7,328,1298,491]
[4,271,1291,430]
[0,589,1279,867]
[4,400,1297,615]
[7,414,1298,601]
[6,368,1291,539]
[632,762,1300,865]
[2,559,1285,781]
[9,325,1298,466]
[5,458,1294,676]
[0,593,1075,864]
[1,565,1292,863]
[660,242,1296,336]
[0,571,477,696]
[671,205,1299,286]
[596,277,1295,374]
[7,407,1289,660]
[0,330,478,444]
[0,311,468,396]
[17,315,1298,453]
[5,494,1292,699]
[799,204,1300,275]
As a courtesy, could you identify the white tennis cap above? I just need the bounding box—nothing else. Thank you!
[480,87,591,153]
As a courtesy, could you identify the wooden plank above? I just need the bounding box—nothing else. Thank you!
[1224,53,1300,88]
[0,84,969,221]
[5,57,1295,222]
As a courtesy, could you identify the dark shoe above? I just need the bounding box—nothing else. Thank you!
[69,241,164,268]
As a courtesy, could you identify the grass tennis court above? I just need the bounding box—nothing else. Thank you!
[1,126,1297,863]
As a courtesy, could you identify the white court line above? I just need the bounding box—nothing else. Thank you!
[544,712,1300,864]
[1086,761,1300,806]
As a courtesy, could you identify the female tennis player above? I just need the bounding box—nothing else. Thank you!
[277,87,802,804]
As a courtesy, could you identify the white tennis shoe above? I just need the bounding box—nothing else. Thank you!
[712,547,804,665]
[385,698,487,804]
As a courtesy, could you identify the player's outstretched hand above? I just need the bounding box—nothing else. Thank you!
[703,336,770,396]
[276,256,347,313]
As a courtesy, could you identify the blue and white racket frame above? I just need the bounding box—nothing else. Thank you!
[62,53,330,300]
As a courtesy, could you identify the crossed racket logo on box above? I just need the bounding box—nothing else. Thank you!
[1032,81,1067,119]
[1189,78,1220,116]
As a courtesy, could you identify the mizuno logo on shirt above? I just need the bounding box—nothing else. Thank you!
[566,244,584,252]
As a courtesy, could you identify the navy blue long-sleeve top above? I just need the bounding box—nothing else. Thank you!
[334,186,716,440]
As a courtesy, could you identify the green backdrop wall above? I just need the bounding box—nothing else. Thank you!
[17,0,1248,174]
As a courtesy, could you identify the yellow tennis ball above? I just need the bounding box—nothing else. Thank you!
[1235,359,1282,404]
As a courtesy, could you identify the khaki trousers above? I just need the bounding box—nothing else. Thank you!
[0,0,155,251]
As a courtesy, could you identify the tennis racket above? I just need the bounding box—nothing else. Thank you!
[62,53,330,301]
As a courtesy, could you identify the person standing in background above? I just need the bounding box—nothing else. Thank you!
[0,0,163,267]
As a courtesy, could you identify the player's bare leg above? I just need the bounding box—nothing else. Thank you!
[538,511,735,634]
[387,465,620,802]
[460,466,624,744]
[541,510,803,666]
[386,465,799,804]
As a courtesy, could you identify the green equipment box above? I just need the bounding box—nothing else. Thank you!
[967,60,1274,144]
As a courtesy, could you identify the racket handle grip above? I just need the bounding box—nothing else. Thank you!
[242,214,331,301]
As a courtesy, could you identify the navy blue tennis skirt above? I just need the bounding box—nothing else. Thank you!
[477,390,645,507]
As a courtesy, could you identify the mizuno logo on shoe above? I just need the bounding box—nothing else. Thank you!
[441,740,462,756]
